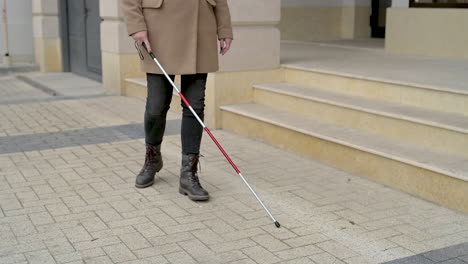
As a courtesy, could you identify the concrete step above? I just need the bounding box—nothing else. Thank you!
[124,78,182,112]
[253,82,468,157]
[220,103,468,213]
[283,67,468,117]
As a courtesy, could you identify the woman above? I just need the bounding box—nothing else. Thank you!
[121,0,233,201]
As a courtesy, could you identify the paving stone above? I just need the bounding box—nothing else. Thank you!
[83,255,114,264]
[107,217,150,229]
[54,212,96,223]
[134,244,182,258]
[148,213,179,227]
[376,247,418,263]
[459,254,468,262]
[0,241,47,256]
[80,217,108,233]
[9,220,37,237]
[242,245,281,264]
[191,228,225,245]
[133,222,166,239]
[209,239,257,253]
[384,255,434,264]
[164,251,197,264]
[343,256,375,264]
[109,200,137,213]
[316,240,360,260]
[24,249,56,264]
[228,259,257,264]
[149,232,195,246]
[284,234,330,248]
[261,225,298,240]
[161,222,206,234]
[309,252,345,264]
[46,203,71,216]
[202,219,236,234]
[276,245,323,260]
[29,212,54,225]
[73,236,121,251]
[44,237,75,255]
[90,225,135,239]
[102,243,137,263]
[252,234,290,252]
[178,239,223,263]
[423,243,468,262]
[63,225,93,243]
[0,254,27,264]
[5,206,46,217]
[141,255,169,264]
[438,259,468,264]
[222,227,267,241]
[216,250,248,263]
[120,232,152,250]
[54,248,106,263]
[283,257,316,264]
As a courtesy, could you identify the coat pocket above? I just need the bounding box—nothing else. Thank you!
[142,0,163,8]
[206,0,216,6]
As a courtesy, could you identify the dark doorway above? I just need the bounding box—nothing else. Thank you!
[59,0,102,81]
[371,0,392,38]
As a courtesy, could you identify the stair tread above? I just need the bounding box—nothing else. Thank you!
[254,82,468,133]
[221,103,468,181]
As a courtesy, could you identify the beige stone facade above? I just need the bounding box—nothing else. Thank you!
[279,1,371,41]
[32,0,62,72]
[386,8,468,60]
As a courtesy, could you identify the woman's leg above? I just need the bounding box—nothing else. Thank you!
[180,73,207,154]
[135,73,175,188]
[179,73,209,201]
[145,73,175,146]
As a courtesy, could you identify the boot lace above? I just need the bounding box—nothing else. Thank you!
[190,154,204,186]
[140,146,158,173]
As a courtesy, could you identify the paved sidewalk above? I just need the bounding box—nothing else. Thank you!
[1,73,468,264]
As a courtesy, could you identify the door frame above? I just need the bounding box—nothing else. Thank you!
[58,0,71,72]
[370,0,386,38]
[58,0,102,81]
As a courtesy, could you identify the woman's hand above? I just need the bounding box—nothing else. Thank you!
[132,31,153,52]
[219,38,232,55]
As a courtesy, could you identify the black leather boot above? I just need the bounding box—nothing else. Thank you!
[135,144,163,188]
[179,154,209,201]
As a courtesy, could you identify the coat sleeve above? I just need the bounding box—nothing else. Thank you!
[214,0,234,40]
[121,0,147,36]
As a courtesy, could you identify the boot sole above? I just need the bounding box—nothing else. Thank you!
[135,180,154,188]
[179,187,209,201]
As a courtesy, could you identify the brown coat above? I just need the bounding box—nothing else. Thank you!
[121,0,233,74]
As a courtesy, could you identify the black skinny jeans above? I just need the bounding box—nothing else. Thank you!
[145,73,207,155]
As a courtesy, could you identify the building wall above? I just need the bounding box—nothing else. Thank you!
[279,0,371,41]
[386,8,468,60]
[0,0,34,64]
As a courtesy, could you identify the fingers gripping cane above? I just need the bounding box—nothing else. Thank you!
[139,42,281,228]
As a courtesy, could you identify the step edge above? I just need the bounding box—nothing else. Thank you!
[220,104,468,182]
[281,65,468,97]
[253,83,468,134]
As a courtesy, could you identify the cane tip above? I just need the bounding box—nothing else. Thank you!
[275,221,281,228]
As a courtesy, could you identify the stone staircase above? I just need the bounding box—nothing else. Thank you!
[123,65,468,213]
[220,66,468,213]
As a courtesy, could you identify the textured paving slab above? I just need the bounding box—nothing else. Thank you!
[17,72,103,97]
[0,73,468,264]
[384,242,468,264]
[0,76,50,102]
